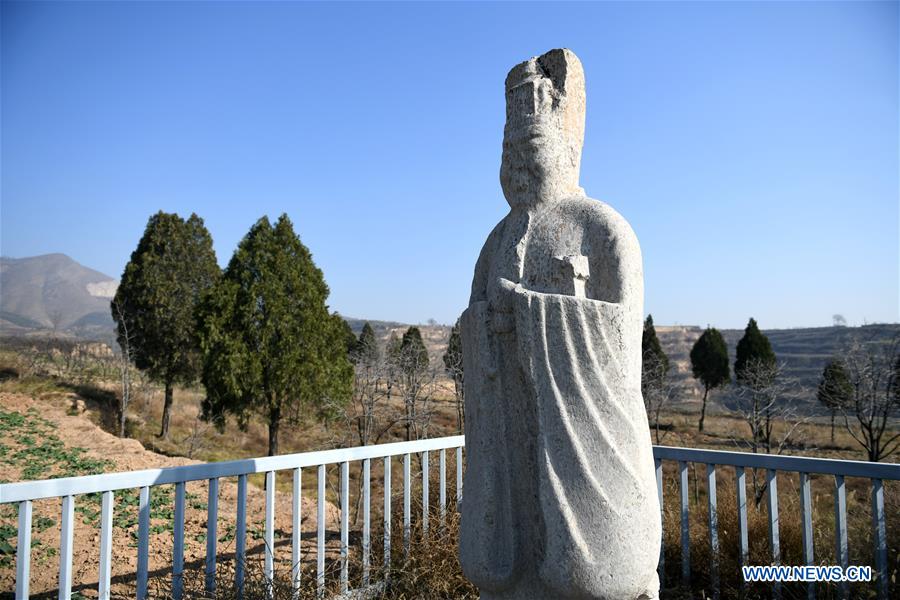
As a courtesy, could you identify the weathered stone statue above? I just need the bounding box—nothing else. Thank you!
[458,48,661,600]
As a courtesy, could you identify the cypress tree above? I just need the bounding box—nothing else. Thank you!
[443,319,465,432]
[817,358,852,443]
[354,322,380,367]
[442,320,463,381]
[197,214,352,456]
[112,211,219,439]
[334,314,357,357]
[690,327,730,432]
[400,327,429,374]
[734,318,776,387]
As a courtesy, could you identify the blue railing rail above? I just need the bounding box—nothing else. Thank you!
[2,439,898,599]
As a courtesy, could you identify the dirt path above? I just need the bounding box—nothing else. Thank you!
[0,392,341,598]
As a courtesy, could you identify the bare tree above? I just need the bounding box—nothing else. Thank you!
[395,355,439,441]
[833,314,847,327]
[840,334,900,462]
[178,412,212,459]
[48,309,65,335]
[725,359,807,504]
[642,350,673,444]
[729,360,805,454]
[111,298,134,437]
[391,327,434,441]
[345,341,404,449]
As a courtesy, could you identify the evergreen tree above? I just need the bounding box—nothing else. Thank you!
[641,315,669,396]
[197,215,352,456]
[334,314,357,357]
[354,322,380,367]
[734,318,776,387]
[690,327,730,432]
[443,319,465,432]
[112,211,219,439]
[817,358,852,443]
[384,332,403,404]
[400,327,429,374]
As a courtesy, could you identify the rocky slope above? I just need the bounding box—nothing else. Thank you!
[0,254,117,336]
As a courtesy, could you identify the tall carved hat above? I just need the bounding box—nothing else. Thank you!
[504,48,586,157]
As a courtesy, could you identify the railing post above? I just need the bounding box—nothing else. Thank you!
[403,453,411,556]
[137,487,150,600]
[871,478,888,600]
[707,464,719,599]
[422,450,430,534]
[173,482,185,600]
[735,466,748,596]
[456,446,463,503]
[340,461,349,593]
[236,474,247,599]
[439,448,447,524]
[59,494,75,600]
[834,475,849,600]
[291,468,302,598]
[265,470,276,598]
[384,456,392,573]
[98,491,113,600]
[206,478,219,595]
[16,500,32,600]
[766,469,781,599]
[317,464,325,598]
[799,472,814,600]
[678,461,690,585]
[362,458,371,585]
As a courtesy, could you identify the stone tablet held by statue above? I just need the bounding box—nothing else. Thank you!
[458,48,661,600]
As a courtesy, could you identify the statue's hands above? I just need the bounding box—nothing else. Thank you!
[496,277,522,299]
[489,278,524,334]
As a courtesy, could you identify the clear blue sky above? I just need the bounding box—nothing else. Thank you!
[2,1,897,329]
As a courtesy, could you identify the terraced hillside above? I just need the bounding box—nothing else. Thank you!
[657,323,900,415]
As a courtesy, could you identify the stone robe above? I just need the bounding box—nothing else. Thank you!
[459,195,661,600]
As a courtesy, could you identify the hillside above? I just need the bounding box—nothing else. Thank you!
[0,254,117,337]
[344,317,452,362]
[3,255,897,418]
[657,323,900,415]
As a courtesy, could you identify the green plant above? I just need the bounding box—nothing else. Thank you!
[113,211,220,439]
[197,214,352,456]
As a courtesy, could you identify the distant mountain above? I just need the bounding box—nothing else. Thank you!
[0,254,117,336]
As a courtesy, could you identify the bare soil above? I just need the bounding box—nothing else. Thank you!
[0,392,341,599]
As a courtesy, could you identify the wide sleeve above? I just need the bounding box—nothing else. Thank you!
[513,290,661,599]
[458,301,518,590]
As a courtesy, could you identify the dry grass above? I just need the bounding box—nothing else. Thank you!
[659,462,899,599]
[149,495,476,600]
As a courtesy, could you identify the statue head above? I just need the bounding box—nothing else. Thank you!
[500,48,586,209]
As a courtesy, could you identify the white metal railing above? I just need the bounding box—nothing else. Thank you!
[653,446,900,600]
[1,435,466,600]
[2,438,898,599]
